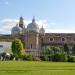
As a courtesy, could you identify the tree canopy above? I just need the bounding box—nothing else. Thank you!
[63,43,69,54]
[72,44,75,55]
[11,39,24,57]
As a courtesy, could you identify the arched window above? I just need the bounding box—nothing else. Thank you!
[49,38,54,42]
[62,38,65,41]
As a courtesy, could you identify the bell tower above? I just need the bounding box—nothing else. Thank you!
[19,16,24,28]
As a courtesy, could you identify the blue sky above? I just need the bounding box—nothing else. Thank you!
[0,0,75,34]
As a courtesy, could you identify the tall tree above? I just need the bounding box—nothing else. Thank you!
[72,44,75,55]
[52,47,60,54]
[11,39,24,57]
[41,47,52,56]
[63,43,69,54]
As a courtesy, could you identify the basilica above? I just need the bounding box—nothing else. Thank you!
[0,17,75,56]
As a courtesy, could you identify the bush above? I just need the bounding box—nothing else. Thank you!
[26,55,33,61]
[67,56,75,62]
[40,56,48,61]
[10,54,15,60]
[60,53,67,62]
[52,52,60,62]
[21,55,33,61]
[52,52,67,62]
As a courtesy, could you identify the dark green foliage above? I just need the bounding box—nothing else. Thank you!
[52,47,60,54]
[52,52,67,62]
[40,47,52,56]
[60,53,67,62]
[52,52,60,62]
[26,55,33,60]
[67,55,75,62]
[41,47,60,57]
[21,55,33,61]
[46,47,52,53]
[10,54,15,60]
[11,39,24,58]
[40,56,48,61]
[40,50,46,56]
[72,44,75,55]
[63,44,69,54]
[40,47,61,61]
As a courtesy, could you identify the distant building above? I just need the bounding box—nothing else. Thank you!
[0,17,75,56]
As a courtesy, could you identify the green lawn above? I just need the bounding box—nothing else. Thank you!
[0,61,75,75]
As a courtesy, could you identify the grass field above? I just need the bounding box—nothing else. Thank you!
[0,61,75,75]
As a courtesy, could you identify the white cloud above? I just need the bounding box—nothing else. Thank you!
[1,19,18,26]
[1,18,75,34]
[0,28,10,34]
[0,18,48,34]
[1,19,48,27]
[46,29,75,33]
[36,20,48,28]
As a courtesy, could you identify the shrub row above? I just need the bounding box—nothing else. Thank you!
[40,53,75,62]
[2,53,75,62]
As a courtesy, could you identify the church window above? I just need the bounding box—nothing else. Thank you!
[62,38,65,41]
[50,38,53,41]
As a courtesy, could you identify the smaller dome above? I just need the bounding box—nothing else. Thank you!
[40,26,45,35]
[11,24,22,35]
